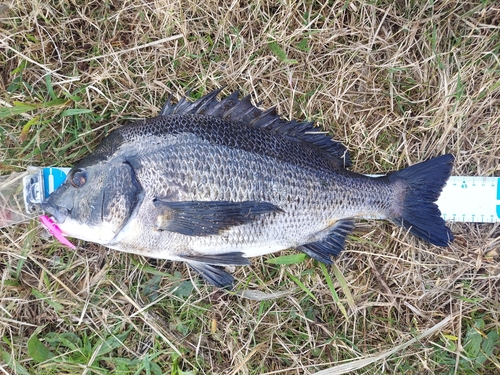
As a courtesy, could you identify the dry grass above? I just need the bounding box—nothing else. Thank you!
[1,0,499,374]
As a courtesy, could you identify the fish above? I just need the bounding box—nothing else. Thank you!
[41,88,454,288]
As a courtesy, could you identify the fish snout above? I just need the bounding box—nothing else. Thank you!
[40,200,70,224]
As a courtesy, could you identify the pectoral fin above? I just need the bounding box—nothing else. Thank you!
[297,219,355,264]
[153,199,282,236]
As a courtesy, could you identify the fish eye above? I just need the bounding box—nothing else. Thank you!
[69,169,87,188]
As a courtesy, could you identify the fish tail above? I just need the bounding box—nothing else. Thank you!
[389,154,454,246]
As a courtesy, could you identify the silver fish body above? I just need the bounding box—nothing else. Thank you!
[42,89,454,287]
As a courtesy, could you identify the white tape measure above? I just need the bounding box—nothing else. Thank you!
[437,176,500,223]
[14,170,500,224]
[363,175,499,223]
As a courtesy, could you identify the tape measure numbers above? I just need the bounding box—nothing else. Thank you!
[437,176,500,223]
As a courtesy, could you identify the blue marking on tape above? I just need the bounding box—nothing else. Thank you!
[43,168,68,198]
[497,178,500,219]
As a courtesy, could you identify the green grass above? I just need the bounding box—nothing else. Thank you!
[1,0,500,374]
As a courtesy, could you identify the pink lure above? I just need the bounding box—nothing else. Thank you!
[39,215,76,249]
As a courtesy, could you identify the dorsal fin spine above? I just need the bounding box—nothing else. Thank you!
[194,88,223,114]
[159,93,174,116]
[250,107,278,127]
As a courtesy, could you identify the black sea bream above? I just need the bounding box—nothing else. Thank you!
[41,89,454,287]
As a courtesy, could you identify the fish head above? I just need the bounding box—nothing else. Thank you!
[41,158,143,244]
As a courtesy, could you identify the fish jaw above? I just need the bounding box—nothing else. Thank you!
[40,191,109,244]
[41,195,119,244]
[40,200,70,225]
[55,216,118,244]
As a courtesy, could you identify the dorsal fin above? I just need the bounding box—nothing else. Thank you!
[159,89,351,168]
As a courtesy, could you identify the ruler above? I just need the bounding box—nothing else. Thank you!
[363,175,499,223]
[437,176,499,223]
[4,170,500,227]
[23,167,71,213]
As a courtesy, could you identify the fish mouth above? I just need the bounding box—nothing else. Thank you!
[40,200,69,224]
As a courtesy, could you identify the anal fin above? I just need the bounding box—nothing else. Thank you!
[182,252,250,288]
[186,261,234,289]
[180,251,250,266]
[297,219,355,264]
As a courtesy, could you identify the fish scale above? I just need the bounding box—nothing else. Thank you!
[133,142,334,243]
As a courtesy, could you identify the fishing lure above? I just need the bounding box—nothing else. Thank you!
[40,215,76,249]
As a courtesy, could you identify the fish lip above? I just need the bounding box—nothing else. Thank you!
[40,200,69,224]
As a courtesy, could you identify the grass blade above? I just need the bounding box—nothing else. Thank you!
[268,40,298,64]
[266,253,306,265]
[27,335,54,363]
[331,263,356,310]
[287,273,316,301]
[319,263,348,320]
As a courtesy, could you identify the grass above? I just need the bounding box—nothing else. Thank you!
[1,0,499,374]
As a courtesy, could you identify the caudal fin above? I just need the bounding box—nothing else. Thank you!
[389,154,454,246]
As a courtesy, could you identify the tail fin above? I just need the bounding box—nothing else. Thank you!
[389,154,454,246]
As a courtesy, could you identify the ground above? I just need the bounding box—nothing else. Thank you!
[0,1,499,374]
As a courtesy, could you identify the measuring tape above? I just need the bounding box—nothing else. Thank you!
[23,167,71,214]
[19,170,500,223]
[361,175,499,223]
[437,176,499,223]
